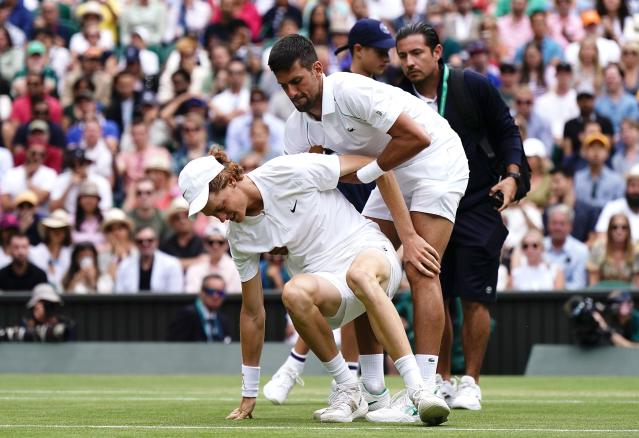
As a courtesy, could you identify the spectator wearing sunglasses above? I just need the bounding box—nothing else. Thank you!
[185,223,241,294]
[167,273,232,342]
[510,229,565,290]
[588,213,639,288]
[126,177,170,243]
[160,197,205,271]
[115,226,183,293]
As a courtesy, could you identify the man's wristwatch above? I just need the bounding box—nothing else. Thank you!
[504,171,521,187]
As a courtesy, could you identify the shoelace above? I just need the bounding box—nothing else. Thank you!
[326,384,357,411]
[272,368,304,388]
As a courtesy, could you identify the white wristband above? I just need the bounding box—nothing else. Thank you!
[241,364,260,397]
[356,160,385,184]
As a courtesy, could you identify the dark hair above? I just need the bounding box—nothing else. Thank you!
[0,26,14,48]
[75,192,103,231]
[9,233,29,245]
[605,62,625,79]
[43,226,72,247]
[596,0,630,23]
[208,148,245,193]
[550,166,575,179]
[202,273,226,289]
[268,34,318,74]
[520,42,546,88]
[171,68,192,84]
[62,241,98,290]
[395,22,441,52]
[73,77,96,93]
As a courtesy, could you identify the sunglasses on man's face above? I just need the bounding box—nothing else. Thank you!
[203,287,225,297]
[135,237,156,245]
[206,239,226,246]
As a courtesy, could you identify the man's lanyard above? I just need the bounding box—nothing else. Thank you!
[438,64,450,117]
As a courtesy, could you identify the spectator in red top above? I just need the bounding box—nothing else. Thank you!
[10,72,62,125]
[12,120,63,172]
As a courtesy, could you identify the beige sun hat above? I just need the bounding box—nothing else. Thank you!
[101,208,133,232]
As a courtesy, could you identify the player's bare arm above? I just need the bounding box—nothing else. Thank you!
[377,112,431,171]
[227,273,265,420]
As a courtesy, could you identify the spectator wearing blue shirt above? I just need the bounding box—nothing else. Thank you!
[574,133,625,209]
[514,11,564,66]
[544,204,589,289]
[514,86,555,153]
[595,64,639,134]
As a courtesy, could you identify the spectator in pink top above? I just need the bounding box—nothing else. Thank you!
[497,0,533,61]
[547,0,585,49]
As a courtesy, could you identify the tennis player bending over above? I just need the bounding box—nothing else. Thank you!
[179,150,448,425]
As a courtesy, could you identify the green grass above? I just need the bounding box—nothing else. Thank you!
[0,375,638,437]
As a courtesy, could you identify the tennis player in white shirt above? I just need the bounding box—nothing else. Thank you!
[179,150,449,425]
[267,34,469,421]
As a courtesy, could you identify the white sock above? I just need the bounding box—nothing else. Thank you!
[323,352,358,386]
[283,348,306,375]
[359,354,385,394]
[416,354,438,389]
[395,355,423,399]
[347,361,359,378]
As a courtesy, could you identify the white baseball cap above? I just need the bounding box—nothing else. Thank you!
[523,138,547,158]
[178,156,224,217]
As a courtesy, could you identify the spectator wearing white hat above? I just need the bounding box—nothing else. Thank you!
[29,209,73,291]
[14,190,41,246]
[595,164,639,243]
[72,181,104,246]
[574,132,625,210]
[160,198,206,271]
[69,2,115,57]
[144,154,178,211]
[185,223,242,294]
[523,137,552,209]
[501,139,546,250]
[98,208,136,293]
[115,226,184,293]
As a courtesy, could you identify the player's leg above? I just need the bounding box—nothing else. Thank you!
[448,240,503,411]
[353,314,389,408]
[435,301,457,406]
[281,274,367,422]
[263,337,309,405]
[407,211,453,391]
[346,247,449,426]
[340,322,360,377]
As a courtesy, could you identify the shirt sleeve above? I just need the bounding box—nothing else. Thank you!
[595,205,612,233]
[283,113,309,155]
[229,241,260,282]
[291,153,340,192]
[337,76,403,133]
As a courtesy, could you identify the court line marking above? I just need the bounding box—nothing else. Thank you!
[0,425,638,433]
[1,396,638,404]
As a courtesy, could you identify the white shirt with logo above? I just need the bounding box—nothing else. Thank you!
[283,72,462,171]
[228,153,381,282]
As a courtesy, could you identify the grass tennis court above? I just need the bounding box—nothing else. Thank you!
[0,375,638,437]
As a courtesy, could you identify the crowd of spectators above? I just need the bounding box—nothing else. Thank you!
[2,0,639,297]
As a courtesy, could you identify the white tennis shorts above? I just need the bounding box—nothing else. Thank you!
[362,138,469,223]
[313,229,403,329]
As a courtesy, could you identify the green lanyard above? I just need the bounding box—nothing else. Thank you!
[438,64,449,117]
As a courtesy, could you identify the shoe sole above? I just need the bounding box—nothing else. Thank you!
[365,413,420,423]
[418,399,451,426]
[451,401,481,411]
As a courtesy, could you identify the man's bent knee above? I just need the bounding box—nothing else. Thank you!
[282,280,314,316]
[346,267,387,304]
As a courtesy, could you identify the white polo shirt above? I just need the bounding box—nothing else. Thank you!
[228,153,381,282]
[283,72,459,168]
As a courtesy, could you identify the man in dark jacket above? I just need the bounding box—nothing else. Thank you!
[167,274,231,343]
[394,23,524,411]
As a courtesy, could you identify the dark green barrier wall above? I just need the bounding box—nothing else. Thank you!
[0,290,636,374]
